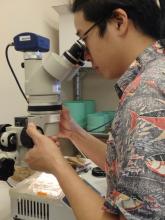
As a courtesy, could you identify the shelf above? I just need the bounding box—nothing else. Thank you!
[51,0,72,6]
[89,132,109,138]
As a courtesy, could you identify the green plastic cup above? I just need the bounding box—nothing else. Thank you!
[87,112,105,132]
[63,101,86,128]
[83,100,96,115]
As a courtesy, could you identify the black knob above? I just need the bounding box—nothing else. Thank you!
[21,62,25,68]
[0,158,15,181]
[92,167,106,177]
[0,124,11,134]
[20,127,34,148]
[20,126,44,148]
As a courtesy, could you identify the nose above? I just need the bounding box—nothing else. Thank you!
[84,49,92,62]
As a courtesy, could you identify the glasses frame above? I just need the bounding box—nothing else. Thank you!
[78,22,99,42]
[78,14,117,42]
[77,20,104,54]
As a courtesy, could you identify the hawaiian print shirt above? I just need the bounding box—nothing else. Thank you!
[104,41,165,220]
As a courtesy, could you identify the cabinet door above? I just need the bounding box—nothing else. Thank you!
[53,0,76,55]
[59,13,77,55]
[53,2,92,67]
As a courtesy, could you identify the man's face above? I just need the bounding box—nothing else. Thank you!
[74,11,127,79]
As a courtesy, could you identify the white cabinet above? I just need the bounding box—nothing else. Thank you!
[58,13,77,55]
[53,0,92,67]
[52,0,77,55]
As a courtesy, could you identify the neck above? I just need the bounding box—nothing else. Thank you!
[122,33,156,71]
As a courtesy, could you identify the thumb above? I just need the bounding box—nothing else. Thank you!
[26,122,43,144]
[61,107,71,120]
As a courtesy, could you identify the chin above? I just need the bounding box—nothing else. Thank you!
[95,67,121,79]
[106,69,123,79]
[99,70,117,79]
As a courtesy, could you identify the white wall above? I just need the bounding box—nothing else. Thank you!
[0,0,59,124]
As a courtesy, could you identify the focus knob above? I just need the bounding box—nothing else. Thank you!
[20,126,44,148]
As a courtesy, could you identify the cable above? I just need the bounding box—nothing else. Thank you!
[5,43,29,103]
[77,120,112,158]
[87,120,112,132]
[6,180,13,188]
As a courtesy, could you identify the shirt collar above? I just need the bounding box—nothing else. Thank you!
[115,41,164,98]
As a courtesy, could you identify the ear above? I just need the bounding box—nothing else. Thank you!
[111,9,129,36]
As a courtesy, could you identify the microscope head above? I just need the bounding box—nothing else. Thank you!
[13,32,85,81]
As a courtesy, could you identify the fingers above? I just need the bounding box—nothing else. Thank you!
[24,143,37,164]
[61,107,70,120]
[50,136,58,142]
[26,122,43,144]
[49,136,60,146]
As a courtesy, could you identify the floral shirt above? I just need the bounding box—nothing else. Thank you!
[104,41,165,220]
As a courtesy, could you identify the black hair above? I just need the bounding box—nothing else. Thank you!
[160,0,165,40]
[71,0,165,42]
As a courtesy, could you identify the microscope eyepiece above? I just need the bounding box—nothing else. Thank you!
[63,40,85,66]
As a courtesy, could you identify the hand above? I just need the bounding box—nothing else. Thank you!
[25,123,65,174]
[58,108,82,140]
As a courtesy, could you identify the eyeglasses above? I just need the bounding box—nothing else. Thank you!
[77,14,117,43]
[78,22,99,42]
[77,20,103,51]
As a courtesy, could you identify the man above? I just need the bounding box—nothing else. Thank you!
[25,1,165,219]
